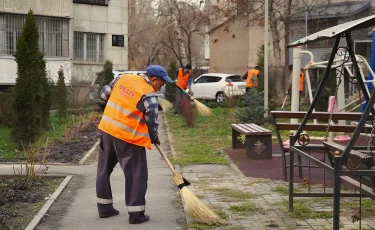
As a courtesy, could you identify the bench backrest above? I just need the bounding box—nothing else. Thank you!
[270,111,372,133]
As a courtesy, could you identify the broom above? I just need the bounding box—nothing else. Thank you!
[158,97,173,112]
[175,85,212,117]
[155,144,225,225]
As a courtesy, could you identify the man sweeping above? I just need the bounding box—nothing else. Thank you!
[96,65,172,224]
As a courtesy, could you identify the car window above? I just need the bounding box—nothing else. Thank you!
[225,75,242,82]
[195,76,207,84]
[205,76,221,83]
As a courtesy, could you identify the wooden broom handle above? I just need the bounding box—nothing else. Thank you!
[155,144,177,176]
[175,84,193,99]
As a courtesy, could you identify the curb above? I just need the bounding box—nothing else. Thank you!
[219,148,245,177]
[25,175,73,230]
[79,140,100,165]
[161,111,194,227]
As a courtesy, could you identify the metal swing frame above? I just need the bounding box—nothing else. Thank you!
[286,15,375,230]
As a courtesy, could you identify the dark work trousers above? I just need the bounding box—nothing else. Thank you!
[174,88,185,114]
[96,131,148,216]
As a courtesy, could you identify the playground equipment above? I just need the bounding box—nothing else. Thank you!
[274,15,375,230]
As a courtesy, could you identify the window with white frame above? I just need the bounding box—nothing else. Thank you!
[74,32,105,62]
[0,13,69,57]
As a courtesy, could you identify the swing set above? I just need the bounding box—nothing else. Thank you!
[270,15,375,230]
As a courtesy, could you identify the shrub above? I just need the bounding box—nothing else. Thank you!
[165,60,178,103]
[0,89,14,127]
[235,88,265,125]
[11,10,47,147]
[96,60,114,91]
[56,67,68,120]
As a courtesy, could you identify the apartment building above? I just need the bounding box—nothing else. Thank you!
[0,0,128,87]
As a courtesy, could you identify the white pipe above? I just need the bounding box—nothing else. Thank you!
[291,47,302,125]
[339,98,360,112]
[303,69,318,124]
[264,0,269,118]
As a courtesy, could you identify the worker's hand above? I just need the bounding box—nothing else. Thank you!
[285,91,289,95]
[173,79,178,84]
[151,136,160,146]
[185,89,189,93]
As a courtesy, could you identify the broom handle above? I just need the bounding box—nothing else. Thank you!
[175,84,194,100]
[155,144,177,176]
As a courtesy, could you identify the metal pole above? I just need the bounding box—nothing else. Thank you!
[290,36,341,146]
[289,148,294,212]
[333,151,341,230]
[264,0,269,117]
[291,47,301,124]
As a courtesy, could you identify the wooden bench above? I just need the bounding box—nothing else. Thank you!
[231,123,272,160]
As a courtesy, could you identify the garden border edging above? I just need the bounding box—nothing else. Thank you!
[24,175,73,230]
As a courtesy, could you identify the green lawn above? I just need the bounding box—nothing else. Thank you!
[165,107,331,166]
[165,108,238,165]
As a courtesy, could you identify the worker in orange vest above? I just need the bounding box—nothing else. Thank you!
[242,66,261,93]
[287,65,305,106]
[96,65,172,224]
[174,64,193,115]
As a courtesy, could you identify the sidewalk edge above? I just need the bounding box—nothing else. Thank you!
[79,140,100,165]
[25,175,73,230]
[162,111,194,228]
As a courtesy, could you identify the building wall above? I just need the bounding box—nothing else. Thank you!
[0,0,73,85]
[73,0,128,82]
[209,19,249,74]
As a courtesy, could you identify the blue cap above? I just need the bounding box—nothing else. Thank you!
[145,65,172,83]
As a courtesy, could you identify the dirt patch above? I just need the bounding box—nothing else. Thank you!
[43,122,100,164]
[0,176,64,230]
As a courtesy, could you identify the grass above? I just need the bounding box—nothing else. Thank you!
[212,188,257,199]
[0,113,98,159]
[281,199,333,220]
[166,108,236,165]
[229,201,260,214]
[341,199,375,218]
[272,185,301,196]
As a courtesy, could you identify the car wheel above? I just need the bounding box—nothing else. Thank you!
[216,92,225,102]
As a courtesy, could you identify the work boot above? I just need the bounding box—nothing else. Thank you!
[129,211,150,224]
[97,203,119,218]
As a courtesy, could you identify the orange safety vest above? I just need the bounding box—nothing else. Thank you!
[176,68,190,89]
[98,75,154,149]
[299,72,304,92]
[245,69,260,88]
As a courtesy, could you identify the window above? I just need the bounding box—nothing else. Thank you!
[308,19,338,48]
[74,32,105,62]
[205,76,221,83]
[112,35,124,47]
[73,0,109,6]
[0,13,69,57]
[226,75,242,82]
[195,76,207,84]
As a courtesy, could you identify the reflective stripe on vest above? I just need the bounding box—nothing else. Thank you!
[246,69,260,88]
[98,75,153,149]
[177,68,190,89]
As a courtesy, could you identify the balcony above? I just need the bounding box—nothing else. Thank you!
[73,0,109,6]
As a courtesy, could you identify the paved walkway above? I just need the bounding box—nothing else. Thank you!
[1,112,375,229]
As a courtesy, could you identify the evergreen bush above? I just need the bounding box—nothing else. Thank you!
[96,61,114,91]
[165,61,178,103]
[235,88,265,125]
[56,67,68,120]
[11,10,48,147]
[0,89,14,127]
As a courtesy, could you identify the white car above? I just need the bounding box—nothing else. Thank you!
[190,73,246,102]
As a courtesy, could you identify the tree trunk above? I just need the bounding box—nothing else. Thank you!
[169,0,188,66]
[269,5,285,101]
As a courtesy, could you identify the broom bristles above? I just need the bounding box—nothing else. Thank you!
[180,187,226,225]
[158,97,173,112]
[193,99,212,117]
